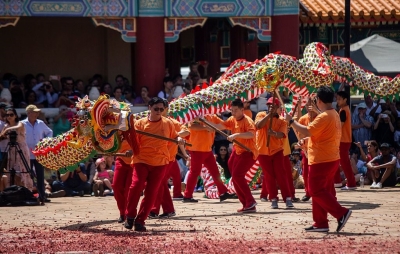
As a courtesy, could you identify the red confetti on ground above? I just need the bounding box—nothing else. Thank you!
[1,227,399,253]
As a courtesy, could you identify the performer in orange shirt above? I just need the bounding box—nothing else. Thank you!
[150,99,190,218]
[243,100,253,120]
[286,86,352,233]
[212,99,259,212]
[183,114,233,203]
[255,97,293,209]
[295,99,317,202]
[335,91,357,190]
[124,97,185,232]
[112,137,133,224]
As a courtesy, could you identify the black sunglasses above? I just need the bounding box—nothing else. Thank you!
[220,148,227,151]
[153,107,164,112]
[6,113,15,117]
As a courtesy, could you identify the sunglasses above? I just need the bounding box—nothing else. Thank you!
[220,149,227,151]
[153,107,164,112]
[6,113,15,117]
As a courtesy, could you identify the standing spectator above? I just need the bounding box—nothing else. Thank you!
[134,86,151,106]
[55,77,80,107]
[373,110,395,146]
[352,103,374,151]
[158,77,174,102]
[9,80,25,108]
[20,90,44,109]
[53,105,72,136]
[115,75,124,88]
[21,105,53,204]
[36,73,45,84]
[112,87,123,102]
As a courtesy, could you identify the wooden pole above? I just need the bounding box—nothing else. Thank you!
[136,129,192,147]
[266,91,277,147]
[198,118,251,152]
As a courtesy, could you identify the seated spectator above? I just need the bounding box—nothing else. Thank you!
[179,82,192,98]
[20,90,44,109]
[55,77,80,107]
[111,87,123,102]
[103,155,115,171]
[290,157,304,189]
[352,103,374,151]
[101,83,113,96]
[291,150,302,175]
[92,158,114,196]
[74,79,85,98]
[216,145,231,179]
[51,164,91,196]
[45,179,66,198]
[115,75,124,88]
[9,80,25,108]
[134,86,151,106]
[367,143,397,189]
[53,105,72,136]
[394,119,400,149]
[158,77,174,102]
[122,86,135,105]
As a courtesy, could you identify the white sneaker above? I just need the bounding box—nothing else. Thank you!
[376,182,383,189]
[334,183,343,188]
[370,182,377,189]
[341,186,357,190]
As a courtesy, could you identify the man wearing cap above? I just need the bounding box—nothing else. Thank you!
[351,103,374,151]
[21,105,53,204]
[255,97,293,209]
[367,143,397,189]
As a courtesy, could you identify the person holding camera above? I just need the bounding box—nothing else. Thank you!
[53,105,72,137]
[373,110,395,147]
[0,108,33,190]
[21,105,53,204]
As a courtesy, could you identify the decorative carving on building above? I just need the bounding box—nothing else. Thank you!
[165,17,207,42]
[273,0,298,15]
[0,17,19,28]
[92,17,136,42]
[228,17,271,41]
[139,0,163,9]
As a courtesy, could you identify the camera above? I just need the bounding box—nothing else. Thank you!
[381,114,388,118]
[8,130,17,144]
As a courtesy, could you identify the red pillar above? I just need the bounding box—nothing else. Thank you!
[230,26,258,62]
[135,17,165,97]
[270,15,299,58]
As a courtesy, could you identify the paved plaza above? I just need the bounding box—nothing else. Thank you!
[1,187,400,253]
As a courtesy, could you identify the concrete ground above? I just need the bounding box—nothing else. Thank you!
[1,187,400,253]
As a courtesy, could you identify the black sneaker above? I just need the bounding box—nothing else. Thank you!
[134,223,147,232]
[148,212,158,219]
[336,209,352,232]
[159,212,176,218]
[219,192,236,202]
[292,197,300,203]
[117,215,125,223]
[301,196,310,202]
[124,218,134,230]
[304,226,329,232]
[182,197,198,203]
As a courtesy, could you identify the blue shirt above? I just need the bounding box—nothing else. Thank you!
[21,119,53,159]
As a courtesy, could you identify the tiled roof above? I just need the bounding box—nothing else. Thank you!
[300,0,400,22]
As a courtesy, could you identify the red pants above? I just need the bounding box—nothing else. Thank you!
[335,142,356,187]
[169,159,182,198]
[301,151,310,197]
[151,162,176,215]
[125,163,167,225]
[309,160,348,228]
[228,151,256,208]
[112,158,133,216]
[258,151,290,201]
[184,151,228,198]
[283,155,295,198]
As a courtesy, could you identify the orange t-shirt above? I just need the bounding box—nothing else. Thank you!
[132,116,178,166]
[339,106,352,143]
[166,117,188,161]
[222,115,259,159]
[244,109,253,119]
[297,114,311,140]
[307,109,341,165]
[255,112,287,156]
[187,114,221,152]
[117,139,133,165]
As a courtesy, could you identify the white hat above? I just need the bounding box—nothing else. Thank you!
[379,99,386,104]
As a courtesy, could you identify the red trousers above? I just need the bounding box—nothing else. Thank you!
[169,159,182,198]
[151,161,176,215]
[125,163,167,225]
[309,160,348,228]
[301,151,310,197]
[228,151,256,208]
[112,158,133,216]
[258,151,290,201]
[184,151,228,198]
[283,155,295,198]
[335,142,356,187]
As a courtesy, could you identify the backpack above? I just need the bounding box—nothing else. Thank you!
[0,185,39,206]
